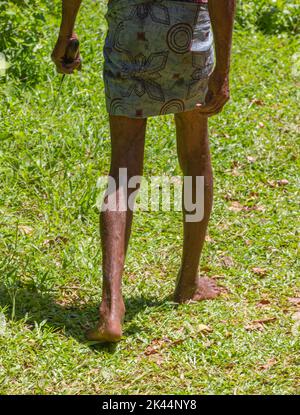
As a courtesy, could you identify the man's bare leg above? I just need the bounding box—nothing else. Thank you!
[173,109,221,303]
[86,115,147,342]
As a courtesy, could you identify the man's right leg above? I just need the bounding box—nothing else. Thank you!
[86,115,147,342]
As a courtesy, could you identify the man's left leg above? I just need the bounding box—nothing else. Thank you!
[173,109,221,303]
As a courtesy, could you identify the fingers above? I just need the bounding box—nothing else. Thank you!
[54,63,73,75]
[52,56,81,75]
[63,58,82,71]
[51,41,81,75]
[197,94,229,117]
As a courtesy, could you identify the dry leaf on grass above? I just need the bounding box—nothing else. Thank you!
[18,225,33,235]
[266,180,276,188]
[144,325,212,356]
[43,235,69,248]
[253,317,276,324]
[221,256,234,268]
[211,274,226,280]
[229,201,265,213]
[147,353,164,366]
[205,235,214,243]
[197,324,213,334]
[277,179,289,186]
[231,168,240,177]
[144,337,174,356]
[245,317,276,331]
[288,297,300,306]
[291,312,300,336]
[256,299,271,308]
[249,98,265,106]
[252,267,268,277]
[259,358,277,371]
[228,201,244,212]
[247,205,265,212]
[267,179,289,188]
[245,321,265,331]
[224,192,233,201]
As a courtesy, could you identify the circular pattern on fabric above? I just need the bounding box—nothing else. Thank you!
[109,98,126,115]
[167,23,193,54]
[160,99,185,115]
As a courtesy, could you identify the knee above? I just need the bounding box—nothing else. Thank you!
[110,115,147,144]
[175,110,207,133]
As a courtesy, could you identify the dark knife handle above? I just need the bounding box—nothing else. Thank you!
[64,39,80,64]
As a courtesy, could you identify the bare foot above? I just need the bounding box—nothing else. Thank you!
[86,301,125,343]
[174,277,222,304]
[86,320,122,343]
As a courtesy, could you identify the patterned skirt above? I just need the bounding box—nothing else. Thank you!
[103,0,214,118]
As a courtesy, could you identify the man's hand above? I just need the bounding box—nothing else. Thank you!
[199,0,235,116]
[51,33,81,74]
[197,69,230,116]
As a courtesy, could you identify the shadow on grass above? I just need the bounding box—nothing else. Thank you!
[0,284,172,353]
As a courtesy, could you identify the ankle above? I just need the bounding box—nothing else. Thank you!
[99,296,125,317]
[176,272,198,290]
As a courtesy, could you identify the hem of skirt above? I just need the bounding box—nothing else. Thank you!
[107,0,208,9]
[106,102,207,119]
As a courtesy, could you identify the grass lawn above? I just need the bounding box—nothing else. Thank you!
[0,1,299,394]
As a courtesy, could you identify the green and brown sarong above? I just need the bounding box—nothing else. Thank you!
[103,0,214,118]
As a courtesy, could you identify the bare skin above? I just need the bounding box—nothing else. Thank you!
[87,116,147,342]
[52,0,236,342]
[174,110,221,303]
[51,1,82,74]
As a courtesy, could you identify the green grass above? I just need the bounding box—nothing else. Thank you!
[0,1,299,394]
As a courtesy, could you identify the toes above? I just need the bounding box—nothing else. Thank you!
[195,278,222,300]
[210,283,221,293]
[174,276,225,303]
